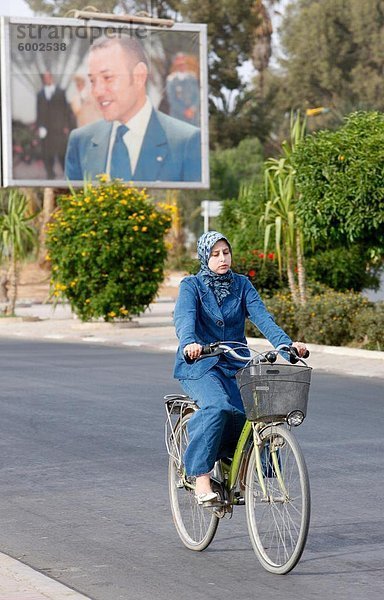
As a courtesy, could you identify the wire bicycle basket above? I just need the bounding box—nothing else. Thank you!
[236,361,312,423]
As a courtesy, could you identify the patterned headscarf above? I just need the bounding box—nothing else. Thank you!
[197,231,233,305]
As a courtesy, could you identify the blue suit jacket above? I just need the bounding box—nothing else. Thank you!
[64,108,201,182]
[173,273,292,380]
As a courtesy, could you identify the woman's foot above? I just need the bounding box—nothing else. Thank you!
[195,473,212,495]
[195,473,218,504]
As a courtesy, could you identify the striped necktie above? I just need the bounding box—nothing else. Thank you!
[110,124,132,180]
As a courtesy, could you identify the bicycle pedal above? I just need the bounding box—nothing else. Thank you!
[234,495,245,505]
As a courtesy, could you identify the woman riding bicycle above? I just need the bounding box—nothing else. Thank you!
[173,230,307,504]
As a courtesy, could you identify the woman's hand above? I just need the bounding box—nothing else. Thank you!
[291,341,308,358]
[184,343,203,360]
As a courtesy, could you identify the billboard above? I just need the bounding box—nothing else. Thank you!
[0,16,209,188]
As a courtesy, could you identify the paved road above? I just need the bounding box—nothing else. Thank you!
[0,340,383,600]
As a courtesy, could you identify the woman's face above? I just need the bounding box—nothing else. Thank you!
[208,240,231,274]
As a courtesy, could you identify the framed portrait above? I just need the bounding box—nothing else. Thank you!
[0,15,209,188]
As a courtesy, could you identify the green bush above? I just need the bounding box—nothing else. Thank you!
[296,290,370,346]
[305,245,382,292]
[351,302,384,351]
[294,111,384,250]
[46,178,172,321]
[246,287,380,348]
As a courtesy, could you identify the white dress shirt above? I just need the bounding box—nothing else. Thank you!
[106,98,152,176]
[44,84,56,101]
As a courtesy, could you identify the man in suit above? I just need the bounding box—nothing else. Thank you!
[37,71,74,179]
[65,36,202,183]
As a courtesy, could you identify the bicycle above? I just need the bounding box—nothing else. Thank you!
[165,342,312,575]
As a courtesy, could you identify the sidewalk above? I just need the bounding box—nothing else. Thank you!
[0,552,91,600]
[0,291,383,598]
[0,295,383,379]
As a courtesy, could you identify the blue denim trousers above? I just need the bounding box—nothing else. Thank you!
[179,364,246,477]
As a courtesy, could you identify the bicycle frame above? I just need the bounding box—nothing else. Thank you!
[165,395,288,506]
[223,419,252,492]
[217,419,287,504]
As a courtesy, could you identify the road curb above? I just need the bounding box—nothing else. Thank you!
[0,300,383,379]
[0,552,91,599]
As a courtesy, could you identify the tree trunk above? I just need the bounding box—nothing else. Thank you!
[296,231,306,305]
[20,187,40,214]
[38,187,56,267]
[0,266,9,314]
[287,246,300,306]
[0,266,9,302]
[8,251,18,316]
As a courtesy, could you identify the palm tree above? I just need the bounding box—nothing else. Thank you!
[251,1,282,96]
[261,112,307,305]
[0,189,39,315]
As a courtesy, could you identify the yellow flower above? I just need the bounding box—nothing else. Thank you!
[141,226,148,232]
[108,311,116,318]
[98,173,109,183]
[133,225,139,231]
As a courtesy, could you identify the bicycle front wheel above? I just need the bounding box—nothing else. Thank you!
[168,412,219,551]
[245,425,310,574]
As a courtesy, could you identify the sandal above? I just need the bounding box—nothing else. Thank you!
[195,491,218,505]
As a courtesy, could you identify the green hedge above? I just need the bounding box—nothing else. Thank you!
[246,287,383,350]
[305,245,382,292]
[351,302,384,351]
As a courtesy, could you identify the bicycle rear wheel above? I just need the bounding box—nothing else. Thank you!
[168,412,219,551]
[245,424,310,574]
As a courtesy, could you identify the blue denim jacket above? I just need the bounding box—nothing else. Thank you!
[173,272,292,380]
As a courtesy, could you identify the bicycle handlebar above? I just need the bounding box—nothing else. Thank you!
[183,342,310,366]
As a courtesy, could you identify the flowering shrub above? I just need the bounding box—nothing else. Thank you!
[232,250,287,295]
[46,178,172,321]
